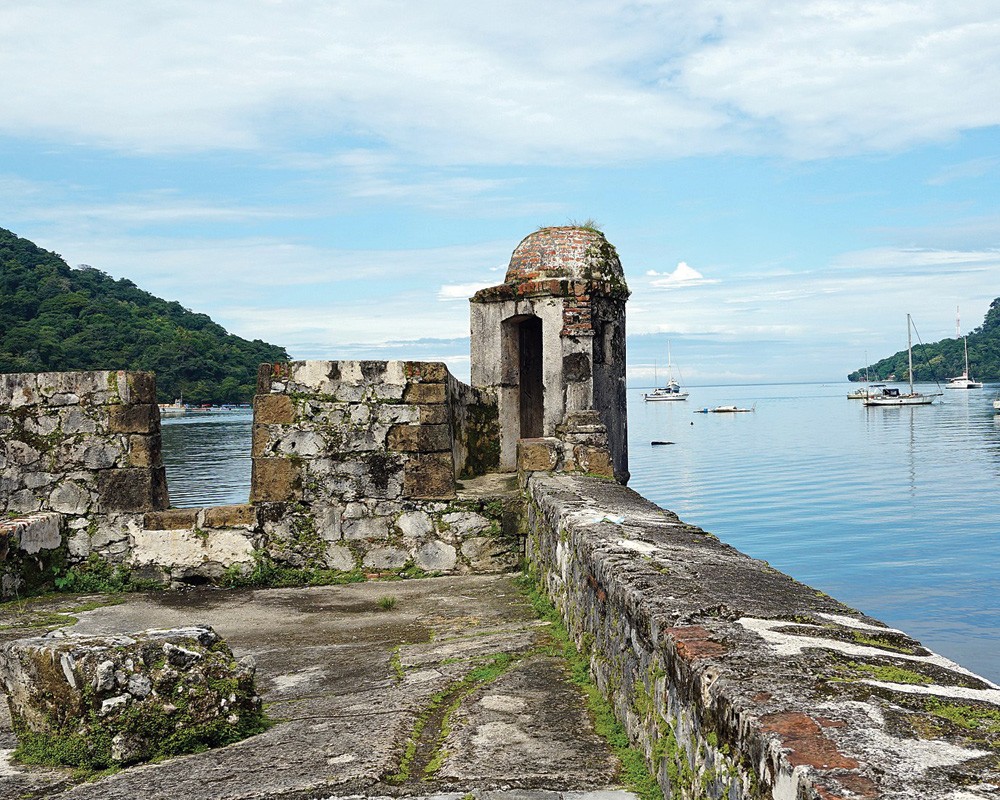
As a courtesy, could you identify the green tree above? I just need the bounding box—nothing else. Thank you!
[0,227,289,403]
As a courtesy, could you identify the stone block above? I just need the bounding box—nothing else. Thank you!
[251,424,271,457]
[256,363,275,395]
[82,442,123,469]
[275,429,326,457]
[396,510,434,540]
[48,481,92,515]
[253,394,296,425]
[363,546,409,570]
[342,516,391,541]
[387,423,452,453]
[414,540,457,572]
[127,434,161,468]
[403,382,447,405]
[0,626,261,767]
[417,404,450,425]
[403,452,456,500]
[108,404,159,434]
[404,361,449,382]
[130,528,255,570]
[572,445,615,478]
[143,508,198,531]
[124,372,157,404]
[203,504,257,529]
[97,467,169,512]
[250,457,302,503]
[325,543,356,571]
[2,513,62,554]
[517,438,561,473]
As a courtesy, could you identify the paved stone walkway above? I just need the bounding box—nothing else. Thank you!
[0,576,638,800]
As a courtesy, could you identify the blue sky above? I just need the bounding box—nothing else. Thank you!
[3,1,999,385]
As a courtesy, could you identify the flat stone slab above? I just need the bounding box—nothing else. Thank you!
[0,576,634,800]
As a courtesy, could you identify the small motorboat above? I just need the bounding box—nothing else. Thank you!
[695,405,755,414]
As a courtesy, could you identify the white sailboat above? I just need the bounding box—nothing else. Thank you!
[644,343,689,402]
[865,315,941,407]
[945,337,983,389]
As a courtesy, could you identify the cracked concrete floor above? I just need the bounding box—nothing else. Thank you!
[0,575,635,800]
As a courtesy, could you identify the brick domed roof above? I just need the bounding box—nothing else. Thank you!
[504,227,625,286]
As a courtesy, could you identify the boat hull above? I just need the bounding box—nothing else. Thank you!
[644,392,689,402]
[864,395,936,406]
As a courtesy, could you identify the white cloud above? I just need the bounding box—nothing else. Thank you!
[832,247,1000,271]
[437,282,495,301]
[649,261,719,288]
[2,2,998,162]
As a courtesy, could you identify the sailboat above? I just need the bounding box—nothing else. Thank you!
[847,352,879,399]
[945,337,983,389]
[864,315,941,407]
[644,343,689,402]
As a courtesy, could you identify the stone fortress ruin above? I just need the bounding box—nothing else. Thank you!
[2,227,999,798]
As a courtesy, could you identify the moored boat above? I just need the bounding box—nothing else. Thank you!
[865,315,941,407]
[644,343,689,402]
[945,337,983,389]
[158,399,186,416]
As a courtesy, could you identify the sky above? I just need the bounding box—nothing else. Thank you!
[2,1,1000,385]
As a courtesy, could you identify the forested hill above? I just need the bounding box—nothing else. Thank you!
[0,227,289,404]
[848,298,1000,383]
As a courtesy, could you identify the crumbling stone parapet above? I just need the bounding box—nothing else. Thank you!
[524,473,1000,799]
[0,625,264,768]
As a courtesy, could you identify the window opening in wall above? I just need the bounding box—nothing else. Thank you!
[518,315,544,439]
[159,409,254,507]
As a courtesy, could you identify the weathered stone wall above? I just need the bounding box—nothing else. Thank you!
[0,371,168,518]
[1,365,516,590]
[0,371,168,593]
[238,360,514,579]
[523,472,1000,800]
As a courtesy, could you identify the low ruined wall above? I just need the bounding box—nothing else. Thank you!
[523,473,999,800]
[1,365,514,590]
[229,360,513,580]
[0,371,167,519]
[0,371,168,593]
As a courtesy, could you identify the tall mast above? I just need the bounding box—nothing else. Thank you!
[907,314,914,394]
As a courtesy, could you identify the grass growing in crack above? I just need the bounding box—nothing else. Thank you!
[387,652,517,784]
[516,573,661,800]
[377,595,398,611]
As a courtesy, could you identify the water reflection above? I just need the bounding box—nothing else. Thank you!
[160,410,253,508]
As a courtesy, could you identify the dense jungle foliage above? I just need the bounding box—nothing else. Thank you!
[848,299,1000,383]
[0,227,289,404]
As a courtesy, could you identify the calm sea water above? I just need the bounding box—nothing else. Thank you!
[629,382,1000,683]
[159,384,1000,682]
[160,410,253,508]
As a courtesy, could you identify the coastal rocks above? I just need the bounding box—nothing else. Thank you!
[0,625,264,768]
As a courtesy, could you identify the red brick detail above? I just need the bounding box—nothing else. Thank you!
[759,712,859,771]
[664,626,726,660]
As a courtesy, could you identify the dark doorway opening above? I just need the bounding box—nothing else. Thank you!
[518,316,543,439]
